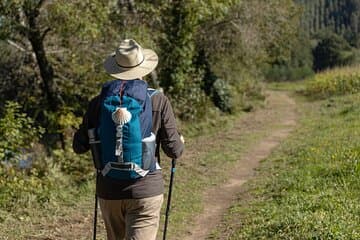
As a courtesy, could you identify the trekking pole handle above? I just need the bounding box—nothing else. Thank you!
[171,158,176,171]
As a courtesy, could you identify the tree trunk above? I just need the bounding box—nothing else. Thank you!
[24,3,60,112]
[118,0,137,13]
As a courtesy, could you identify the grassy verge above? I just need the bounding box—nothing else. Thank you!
[211,91,360,239]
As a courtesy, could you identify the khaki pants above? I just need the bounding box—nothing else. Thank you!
[99,194,164,240]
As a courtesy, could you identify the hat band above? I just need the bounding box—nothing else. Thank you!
[117,56,145,69]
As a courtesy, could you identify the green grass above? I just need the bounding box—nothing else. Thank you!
[211,92,360,239]
[267,80,306,92]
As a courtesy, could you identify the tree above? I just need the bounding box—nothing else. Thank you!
[157,0,240,118]
[313,32,355,71]
[0,0,110,125]
[159,0,198,94]
[201,0,300,82]
[295,0,360,47]
[0,0,60,111]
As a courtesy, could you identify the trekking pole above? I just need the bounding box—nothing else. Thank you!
[163,158,177,240]
[88,128,102,240]
[93,172,99,240]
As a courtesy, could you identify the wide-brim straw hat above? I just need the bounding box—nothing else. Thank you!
[104,39,158,80]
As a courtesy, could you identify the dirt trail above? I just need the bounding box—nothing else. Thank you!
[182,90,297,240]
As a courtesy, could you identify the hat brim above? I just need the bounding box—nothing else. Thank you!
[104,49,158,80]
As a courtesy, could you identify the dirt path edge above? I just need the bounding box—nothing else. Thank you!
[183,91,298,240]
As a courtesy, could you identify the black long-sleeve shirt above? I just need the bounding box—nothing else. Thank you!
[73,90,184,199]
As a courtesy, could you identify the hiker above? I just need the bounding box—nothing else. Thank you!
[73,39,184,240]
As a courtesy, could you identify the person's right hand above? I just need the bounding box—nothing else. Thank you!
[180,135,185,144]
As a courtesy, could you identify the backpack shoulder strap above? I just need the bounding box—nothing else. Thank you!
[147,88,162,163]
[147,88,160,99]
[88,95,102,129]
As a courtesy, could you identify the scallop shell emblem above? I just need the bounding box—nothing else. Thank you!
[112,107,132,125]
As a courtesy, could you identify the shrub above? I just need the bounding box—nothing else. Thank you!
[0,101,92,212]
[303,65,360,99]
[211,78,233,113]
[236,78,265,112]
[52,140,94,184]
[0,101,65,212]
[0,165,59,212]
[265,64,314,82]
[172,74,210,121]
[0,101,44,163]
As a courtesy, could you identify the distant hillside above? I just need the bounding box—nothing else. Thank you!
[296,0,360,46]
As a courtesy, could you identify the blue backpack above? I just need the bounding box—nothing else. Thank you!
[97,79,158,180]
